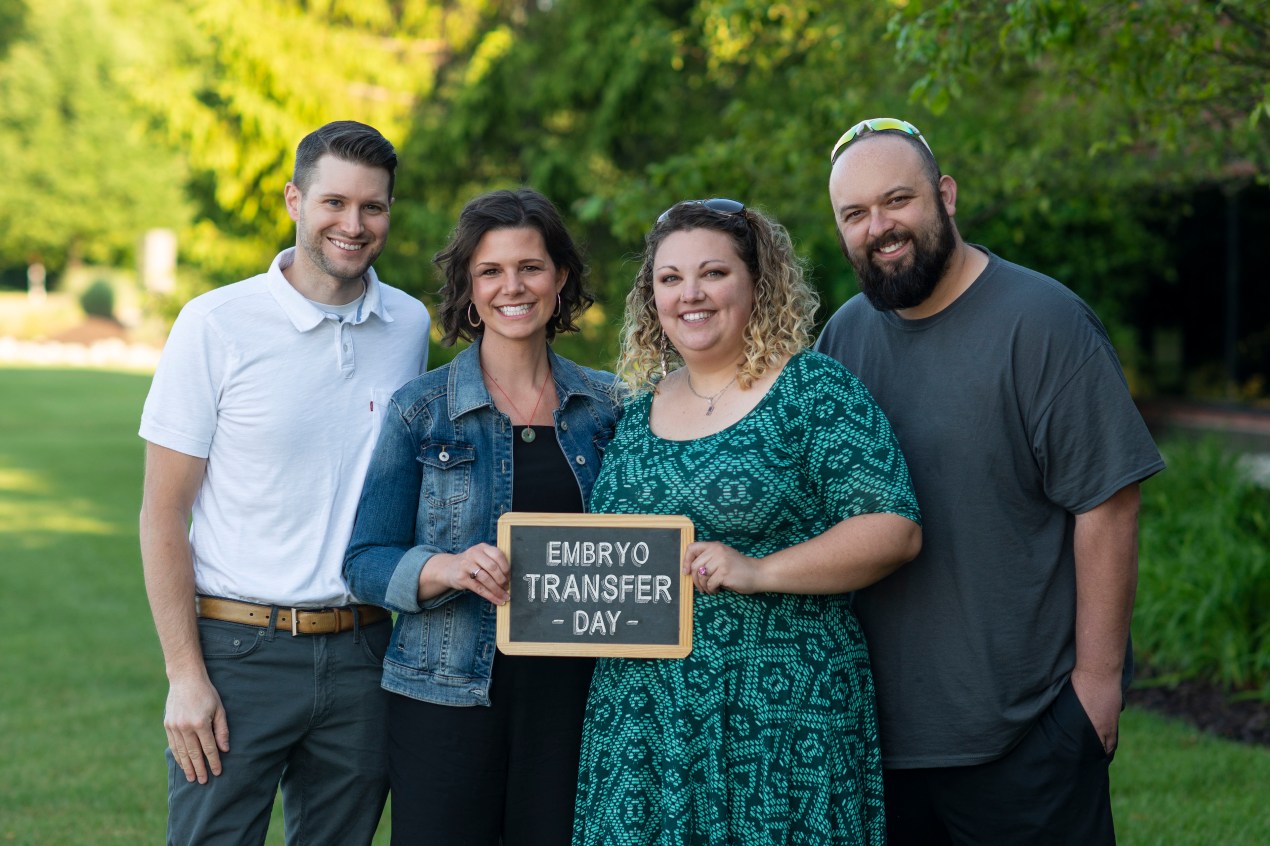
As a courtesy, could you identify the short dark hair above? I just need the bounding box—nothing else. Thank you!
[434,188,593,346]
[292,121,398,198]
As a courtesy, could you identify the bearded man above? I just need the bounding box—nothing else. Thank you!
[814,118,1164,846]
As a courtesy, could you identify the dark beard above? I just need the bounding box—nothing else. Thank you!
[844,204,956,312]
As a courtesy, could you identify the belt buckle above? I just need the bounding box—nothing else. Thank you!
[291,608,300,637]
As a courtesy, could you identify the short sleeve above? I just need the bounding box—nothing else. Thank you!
[797,354,921,525]
[138,302,229,458]
[1034,344,1164,513]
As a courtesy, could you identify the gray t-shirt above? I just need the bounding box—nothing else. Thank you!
[815,248,1165,768]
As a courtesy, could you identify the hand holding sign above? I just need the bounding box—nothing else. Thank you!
[684,540,761,596]
[421,543,511,606]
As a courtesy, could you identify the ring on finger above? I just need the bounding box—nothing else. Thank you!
[698,566,707,576]
[470,569,480,579]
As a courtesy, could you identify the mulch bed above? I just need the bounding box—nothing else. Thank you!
[1127,676,1269,745]
[50,316,128,344]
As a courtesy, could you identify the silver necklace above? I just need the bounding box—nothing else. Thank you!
[685,372,737,416]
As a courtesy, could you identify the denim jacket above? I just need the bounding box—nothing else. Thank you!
[344,339,619,706]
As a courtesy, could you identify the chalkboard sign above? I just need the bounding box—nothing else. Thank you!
[495,512,694,658]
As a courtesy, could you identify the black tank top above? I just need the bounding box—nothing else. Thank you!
[511,426,584,513]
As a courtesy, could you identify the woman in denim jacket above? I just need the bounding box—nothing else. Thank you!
[344,189,618,846]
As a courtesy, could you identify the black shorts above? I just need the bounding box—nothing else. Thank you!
[883,679,1116,846]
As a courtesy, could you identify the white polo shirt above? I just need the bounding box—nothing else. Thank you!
[140,248,430,607]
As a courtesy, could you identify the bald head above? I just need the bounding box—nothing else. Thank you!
[827,133,962,314]
[832,131,940,196]
[829,133,944,222]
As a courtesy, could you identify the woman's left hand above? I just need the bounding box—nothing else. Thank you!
[683,541,761,595]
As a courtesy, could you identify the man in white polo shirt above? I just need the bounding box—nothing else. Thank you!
[139,120,429,845]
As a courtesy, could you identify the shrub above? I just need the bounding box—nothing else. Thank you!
[79,279,115,319]
[1135,436,1270,698]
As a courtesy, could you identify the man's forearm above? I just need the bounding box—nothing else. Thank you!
[139,443,210,683]
[1072,484,1141,679]
[140,507,207,682]
[1071,483,1140,752]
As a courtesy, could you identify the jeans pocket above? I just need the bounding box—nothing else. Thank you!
[358,618,392,665]
[198,619,265,661]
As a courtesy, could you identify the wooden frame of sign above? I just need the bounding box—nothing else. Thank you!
[495,512,694,658]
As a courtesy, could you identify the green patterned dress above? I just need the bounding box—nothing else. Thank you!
[573,350,920,846]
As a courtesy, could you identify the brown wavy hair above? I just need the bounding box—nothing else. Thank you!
[434,188,593,346]
[616,202,818,393]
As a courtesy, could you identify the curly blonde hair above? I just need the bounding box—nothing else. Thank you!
[615,202,819,393]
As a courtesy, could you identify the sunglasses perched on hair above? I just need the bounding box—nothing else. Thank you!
[829,118,932,165]
[657,197,746,224]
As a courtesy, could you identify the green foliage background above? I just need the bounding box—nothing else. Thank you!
[1137,438,1270,695]
[1,0,1267,374]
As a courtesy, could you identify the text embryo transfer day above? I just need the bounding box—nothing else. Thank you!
[522,540,674,605]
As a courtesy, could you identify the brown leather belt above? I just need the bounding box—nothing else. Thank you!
[196,596,391,636]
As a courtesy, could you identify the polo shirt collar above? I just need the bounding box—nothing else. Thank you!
[266,247,395,332]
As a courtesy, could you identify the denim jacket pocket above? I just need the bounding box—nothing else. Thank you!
[418,443,476,507]
[389,593,490,680]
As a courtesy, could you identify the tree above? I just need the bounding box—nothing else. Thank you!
[888,1,1270,395]
[0,0,25,58]
[384,0,928,366]
[888,0,1270,180]
[378,0,1192,369]
[118,0,499,284]
[27,0,1242,389]
[0,0,188,276]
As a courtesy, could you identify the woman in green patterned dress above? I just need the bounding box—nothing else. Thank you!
[572,200,923,845]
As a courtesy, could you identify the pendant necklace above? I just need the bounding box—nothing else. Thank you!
[685,372,737,416]
[482,363,551,442]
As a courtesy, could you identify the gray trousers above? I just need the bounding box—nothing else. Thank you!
[166,615,391,846]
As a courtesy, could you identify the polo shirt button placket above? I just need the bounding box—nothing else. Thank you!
[338,321,355,377]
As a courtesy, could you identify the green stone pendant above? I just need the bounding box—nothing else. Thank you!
[520,426,536,443]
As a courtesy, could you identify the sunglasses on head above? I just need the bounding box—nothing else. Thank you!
[829,118,932,165]
[656,197,746,224]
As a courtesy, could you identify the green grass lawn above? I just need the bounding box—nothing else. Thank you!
[0,366,1266,844]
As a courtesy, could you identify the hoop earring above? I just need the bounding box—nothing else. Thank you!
[553,293,562,317]
[466,302,482,328]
